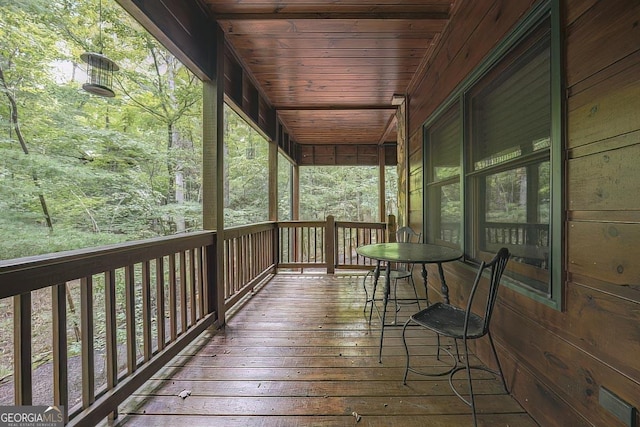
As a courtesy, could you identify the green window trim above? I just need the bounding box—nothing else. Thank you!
[422,0,563,310]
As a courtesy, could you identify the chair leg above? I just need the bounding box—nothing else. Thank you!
[409,276,421,309]
[362,271,372,313]
[393,279,399,325]
[402,319,411,385]
[488,332,508,393]
[462,337,478,427]
[368,273,379,323]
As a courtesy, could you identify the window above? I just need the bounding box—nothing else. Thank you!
[467,18,552,292]
[425,105,461,248]
[423,2,562,306]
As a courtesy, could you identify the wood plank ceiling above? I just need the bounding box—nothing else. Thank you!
[202,0,453,147]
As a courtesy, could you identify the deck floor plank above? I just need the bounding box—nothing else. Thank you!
[114,273,539,426]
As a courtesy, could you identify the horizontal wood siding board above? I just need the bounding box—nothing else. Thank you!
[568,64,640,149]
[568,129,640,159]
[564,0,599,27]
[487,342,594,427]
[565,0,640,87]
[297,144,390,166]
[491,302,640,427]
[564,279,640,381]
[568,143,640,211]
[567,221,640,285]
[567,49,640,98]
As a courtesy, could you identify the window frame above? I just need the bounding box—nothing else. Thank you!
[421,0,563,309]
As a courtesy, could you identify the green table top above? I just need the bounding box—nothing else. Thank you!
[356,242,462,264]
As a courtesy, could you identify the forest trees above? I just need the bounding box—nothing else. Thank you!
[0,0,207,259]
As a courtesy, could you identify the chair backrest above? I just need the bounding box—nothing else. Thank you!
[396,226,421,244]
[465,247,510,336]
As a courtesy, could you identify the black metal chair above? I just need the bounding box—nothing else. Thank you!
[401,247,510,427]
[363,226,422,324]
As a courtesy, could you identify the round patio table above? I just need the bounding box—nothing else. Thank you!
[356,242,463,362]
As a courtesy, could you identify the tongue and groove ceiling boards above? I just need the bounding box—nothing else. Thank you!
[203,1,453,151]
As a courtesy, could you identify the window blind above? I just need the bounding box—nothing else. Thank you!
[471,39,551,170]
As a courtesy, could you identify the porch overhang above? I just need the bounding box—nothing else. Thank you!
[115,0,454,166]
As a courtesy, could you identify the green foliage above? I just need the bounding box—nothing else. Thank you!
[299,166,381,221]
[0,0,204,260]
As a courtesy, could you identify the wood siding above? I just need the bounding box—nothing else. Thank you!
[405,1,640,426]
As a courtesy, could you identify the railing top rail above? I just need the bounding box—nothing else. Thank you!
[0,231,215,299]
[224,222,276,239]
[335,220,386,229]
[484,221,548,227]
[277,220,327,228]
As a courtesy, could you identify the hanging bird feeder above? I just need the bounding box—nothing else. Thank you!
[80,52,119,97]
[81,0,118,97]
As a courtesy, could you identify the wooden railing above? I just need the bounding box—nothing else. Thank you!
[223,222,277,309]
[334,220,387,269]
[0,232,217,426]
[276,217,389,272]
[277,220,328,270]
[0,218,390,425]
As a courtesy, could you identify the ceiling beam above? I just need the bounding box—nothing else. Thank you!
[275,105,396,111]
[214,12,450,20]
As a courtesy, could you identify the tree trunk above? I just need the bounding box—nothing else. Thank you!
[0,64,53,230]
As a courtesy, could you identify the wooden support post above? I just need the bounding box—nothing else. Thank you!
[202,22,226,327]
[379,145,386,222]
[292,164,300,220]
[387,214,397,242]
[268,140,278,221]
[326,215,336,274]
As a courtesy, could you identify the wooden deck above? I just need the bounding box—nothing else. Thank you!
[114,273,539,426]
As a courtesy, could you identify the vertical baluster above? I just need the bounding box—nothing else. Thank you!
[169,254,178,341]
[124,266,136,374]
[104,270,118,420]
[350,227,354,264]
[342,226,347,265]
[238,236,243,292]
[240,236,246,291]
[141,261,152,361]
[14,293,32,405]
[180,251,188,332]
[190,248,197,325]
[80,276,94,409]
[52,283,68,420]
[156,257,166,350]
[198,247,210,317]
[197,247,205,319]
[294,226,299,264]
[225,239,231,300]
